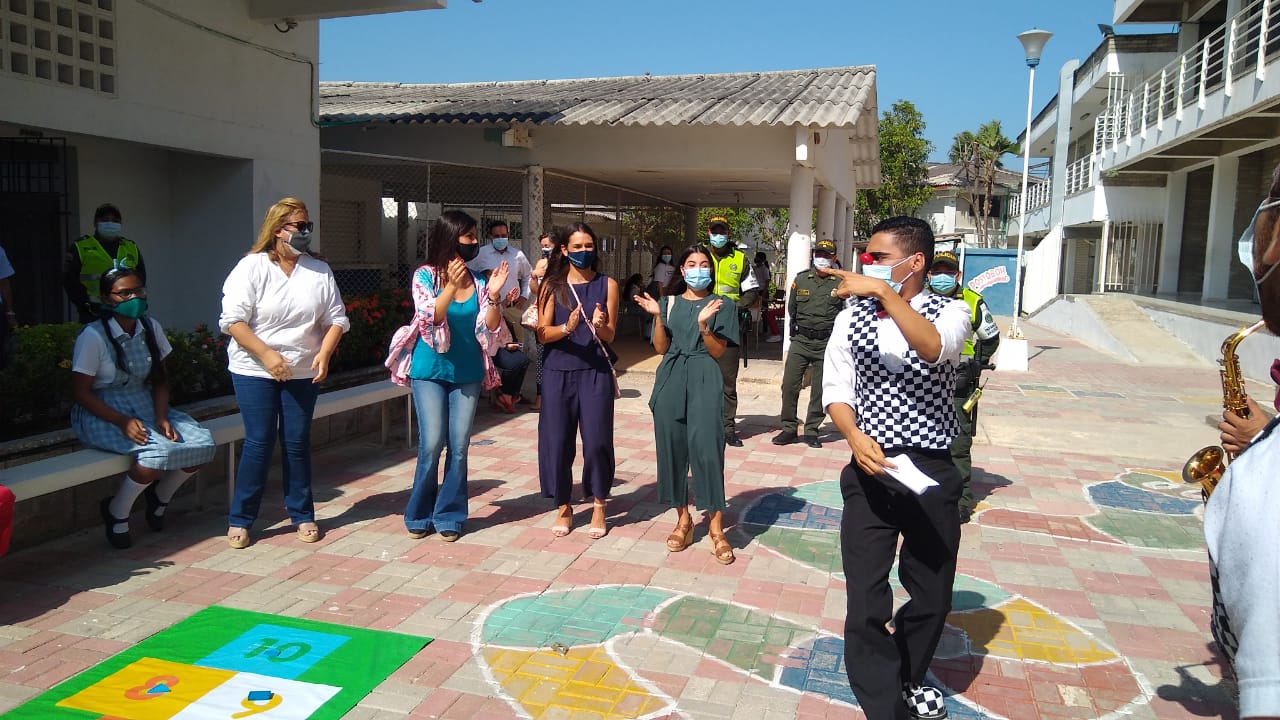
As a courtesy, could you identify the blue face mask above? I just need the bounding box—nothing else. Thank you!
[96,221,122,240]
[1238,199,1280,287]
[709,233,729,249]
[491,238,509,252]
[567,250,596,269]
[928,273,958,295]
[660,254,672,264]
[683,267,713,290]
[861,256,913,294]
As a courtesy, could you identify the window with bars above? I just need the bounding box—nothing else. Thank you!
[2,0,116,94]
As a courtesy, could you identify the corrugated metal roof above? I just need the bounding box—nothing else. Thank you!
[319,66,876,128]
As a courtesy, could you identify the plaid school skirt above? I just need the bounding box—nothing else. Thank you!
[72,385,217,470]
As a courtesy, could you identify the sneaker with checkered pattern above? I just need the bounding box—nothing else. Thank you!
[902,683,948,719]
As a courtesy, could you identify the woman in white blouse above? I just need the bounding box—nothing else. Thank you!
[218,198,349,549]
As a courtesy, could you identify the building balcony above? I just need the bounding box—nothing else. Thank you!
[1100,0,1280,174]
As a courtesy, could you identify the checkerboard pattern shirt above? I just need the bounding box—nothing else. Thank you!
[822,292,970,451]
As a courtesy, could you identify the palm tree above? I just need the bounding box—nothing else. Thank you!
[951,121,1018,246]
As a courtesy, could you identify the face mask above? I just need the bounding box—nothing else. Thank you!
[567,250,596,269]
[660,254,672,264]
[813,257,832,270]
[541,247,552,258]
[457,243,480,262]
[709,233,729,249]
[284,229,312,255]
[491,238,509,252]
[683,267,713,290]
[111,297,148,319]
[1239,199,1280,287]
[928,274,958,295]
[861,256,914,293]
[96,221,122,240]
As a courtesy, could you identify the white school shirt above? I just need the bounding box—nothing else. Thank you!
[468,244,533,300]
[219,253,350,380]
[72,316,172,389]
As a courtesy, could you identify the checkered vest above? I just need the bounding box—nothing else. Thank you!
[846,295,959,450]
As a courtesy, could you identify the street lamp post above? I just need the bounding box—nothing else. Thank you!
[1001,27,1051,372]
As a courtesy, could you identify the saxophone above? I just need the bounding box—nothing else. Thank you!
[1183,319,1268,501]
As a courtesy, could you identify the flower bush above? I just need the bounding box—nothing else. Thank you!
[0,289,408,441]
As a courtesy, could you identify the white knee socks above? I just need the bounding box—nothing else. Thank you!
[108,475,148,532]
[152,469,194,514]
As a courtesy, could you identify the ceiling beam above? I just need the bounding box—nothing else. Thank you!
[248,0,446,21]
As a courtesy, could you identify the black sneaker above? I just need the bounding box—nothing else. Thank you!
[803,435,821,449]
[771,430,798,445]
[440,530,461,542]
[725,430,744,447]
[902,683,948,719]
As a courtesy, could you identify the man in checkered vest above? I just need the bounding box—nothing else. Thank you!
[821,216,971,720]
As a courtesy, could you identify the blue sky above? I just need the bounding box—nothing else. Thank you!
[320,0,1173,166]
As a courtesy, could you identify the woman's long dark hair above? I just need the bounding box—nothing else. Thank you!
[98,266,166,386]
[663,245,712,297]
[539,222,600,310]
[424,210,477,272]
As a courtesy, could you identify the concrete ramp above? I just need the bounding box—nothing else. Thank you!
[1029,294,1211,368]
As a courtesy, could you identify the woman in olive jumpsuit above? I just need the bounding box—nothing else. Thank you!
[636,246,740,564]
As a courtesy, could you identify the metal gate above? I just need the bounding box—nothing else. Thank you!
[0,136,73,324]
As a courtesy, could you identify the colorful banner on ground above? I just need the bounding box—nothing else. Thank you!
[0,606,430,720]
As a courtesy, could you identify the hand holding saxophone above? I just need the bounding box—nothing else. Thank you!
[1220,396,1272,455]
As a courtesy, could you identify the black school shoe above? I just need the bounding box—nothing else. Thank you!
[100,498,133,549]
[143,483,167,531]
[902,683,948,719]
[803,435,821,449]
[771,430,798,445]
[724,430,744,447]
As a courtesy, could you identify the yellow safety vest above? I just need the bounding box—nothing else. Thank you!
[961,287,982,357]
[76,235,141,302]
[710,248,747,301]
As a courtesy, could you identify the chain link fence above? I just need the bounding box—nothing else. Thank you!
[319,150,694,299]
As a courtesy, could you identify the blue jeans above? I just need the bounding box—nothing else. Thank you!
[406,378,479,533]
[229,373,319,529]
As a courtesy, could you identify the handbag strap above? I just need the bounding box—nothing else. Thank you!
[567,278,617,374]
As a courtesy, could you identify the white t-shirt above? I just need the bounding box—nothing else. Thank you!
[652,262,674,290]
[72,316,172,388]
[218,253,350,379]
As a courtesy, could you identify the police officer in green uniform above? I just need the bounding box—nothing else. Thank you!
[927,251,1000,522]
[772,240,844,449]
[63,203,146,323]
[706,217,760,447]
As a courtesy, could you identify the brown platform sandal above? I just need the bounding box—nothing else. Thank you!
[666,522,693,552]
[709,532,735,565]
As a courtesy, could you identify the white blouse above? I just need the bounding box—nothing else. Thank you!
[72,316,172,389]
[218,253,350,380]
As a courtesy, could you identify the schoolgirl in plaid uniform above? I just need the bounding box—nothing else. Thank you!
[71,265,215,549]
[821,217,971,720]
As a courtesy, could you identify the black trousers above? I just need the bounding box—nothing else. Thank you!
[839,449,962,720]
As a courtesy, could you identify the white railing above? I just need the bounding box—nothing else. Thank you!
[1010,179,1052,217]
[1065,155,1097,195]
[1107,0,1278,152]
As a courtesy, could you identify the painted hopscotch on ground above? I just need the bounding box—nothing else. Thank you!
[0,606,429,720]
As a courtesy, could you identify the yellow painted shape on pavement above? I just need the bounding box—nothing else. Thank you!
[482,646,671,719]
[58,657,233,719]
[947,598,1118,665]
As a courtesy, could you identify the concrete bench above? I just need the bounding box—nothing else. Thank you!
[1,380,411,505]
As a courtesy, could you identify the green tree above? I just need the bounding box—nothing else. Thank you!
[950,120,1017,247]
[854,99,934,237]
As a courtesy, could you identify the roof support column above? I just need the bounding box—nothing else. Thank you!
[784,162,815,354]
[1203,155,1239,301]
[833,198,848,266]
[685,208,699,246]
[817,187,837,244]
[522,164,544,246]
[1158,170,1188,294]
[840,200,855,270]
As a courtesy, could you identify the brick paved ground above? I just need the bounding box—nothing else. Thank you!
[0,321,1251,719]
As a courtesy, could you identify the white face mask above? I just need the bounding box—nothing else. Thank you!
[861,255,913,293]
[812,257,832,270]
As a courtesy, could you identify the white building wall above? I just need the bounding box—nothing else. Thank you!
[1,0,319,327]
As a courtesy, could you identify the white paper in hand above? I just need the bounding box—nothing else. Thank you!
[881,454,940,495]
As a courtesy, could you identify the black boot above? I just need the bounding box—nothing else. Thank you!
[100,498,132,549]
[143,483,167,532]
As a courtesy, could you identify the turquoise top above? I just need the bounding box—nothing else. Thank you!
[409,289,483,384]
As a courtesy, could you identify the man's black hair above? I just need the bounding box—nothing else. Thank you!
[487,220,509,236]
[871,216,934,266]
[94,203,122,222]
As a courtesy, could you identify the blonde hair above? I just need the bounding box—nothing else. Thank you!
[250,197,308,260]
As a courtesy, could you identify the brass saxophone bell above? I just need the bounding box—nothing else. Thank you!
[1183,445,1226,501]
